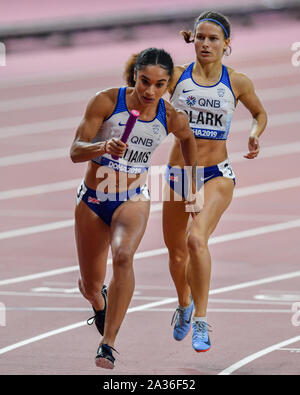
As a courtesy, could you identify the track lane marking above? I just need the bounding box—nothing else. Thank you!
[1,146,300,199]
[1,135,300,167]
[1,270,300,356]
[1,83,300,112]
[0,110,299,140]
[218,335,300,375]
[0,298,175,356]
[1,219,300,285]
[0,61,295,89]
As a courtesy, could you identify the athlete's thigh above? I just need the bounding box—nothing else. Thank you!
[110,199,150,254]
[162,182,190,251]
[190,176,234,238]
[75,201,110,279]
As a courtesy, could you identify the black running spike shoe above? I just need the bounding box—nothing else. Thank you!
[87,285,107,335]
[95,344,118,369]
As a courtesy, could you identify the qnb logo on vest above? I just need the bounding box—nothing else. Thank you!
[198,97,221,108]
[186,96,221,109]
[130,135,153,147]
[186,96,197,107]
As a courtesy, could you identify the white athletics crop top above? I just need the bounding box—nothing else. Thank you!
[170,63,236,140]
[92,87,169,174]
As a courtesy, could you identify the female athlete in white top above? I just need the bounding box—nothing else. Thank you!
[163,11,267,352]
[70,48,197,369]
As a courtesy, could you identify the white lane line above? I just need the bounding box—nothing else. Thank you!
[1,219,300,285]
[0,147,68,167]
[2,215,297,245]
[0,208,73,219]
[278,348,300,352]
[1,83,299,112]
[0,61,295,90]
[0,298,175,356]
[0,69,116,89]
[3,307,295,314]
[1,171,300,203]
[229,141,300,163]
[0,89,96,111]
[218,335,300,375]
[1,269,300,357]
[143,308,294,313]
[0,173,300,241]
[208,219,300,247]
[209,269,300,296]
[1,134,300,170]
[243,62,299,80]
[0,262,78,286]
[0,110,299,140]
[234,177,300,198]
[231,111,300,134]
[0,116,81,139]
[0,219,74,241]
[0,321,87,356]
[258,84,300,101]
[0,179,81,200]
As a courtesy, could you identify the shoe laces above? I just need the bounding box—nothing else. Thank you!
[101,344,119,355]
[193,321,212,340]
[87,314,96,326]
[87,307,105,325]
[171,306,186,327]
[87,289,107,325]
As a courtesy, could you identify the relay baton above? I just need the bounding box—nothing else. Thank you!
[111,109,140,160]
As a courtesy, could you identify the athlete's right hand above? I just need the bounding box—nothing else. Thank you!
[184,192,203,218]
[105,138,128,157]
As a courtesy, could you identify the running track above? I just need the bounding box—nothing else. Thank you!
[0,16,300,375]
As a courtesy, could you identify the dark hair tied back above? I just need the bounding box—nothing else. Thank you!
[180,10,231,44]
[124,47,174,87]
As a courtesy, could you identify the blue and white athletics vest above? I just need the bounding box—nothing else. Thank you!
[92,87,168,174]
[170,63,236,140]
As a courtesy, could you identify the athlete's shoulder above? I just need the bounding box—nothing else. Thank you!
[165,101,188,129]
[227,67,254,89]
[169,63,191,93]
[94,87,120,104]
[227,68,255,99]
[85,87,119,118]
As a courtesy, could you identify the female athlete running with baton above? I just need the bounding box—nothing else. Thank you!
[70,48,198,369]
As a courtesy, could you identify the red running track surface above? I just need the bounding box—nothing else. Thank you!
[0,15,300,375]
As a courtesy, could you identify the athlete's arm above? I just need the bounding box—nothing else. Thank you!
[70,89,127,163]
[168,65,187,96]
[168,108,197,168]
[232,72,268,159]
[167,107,198,209]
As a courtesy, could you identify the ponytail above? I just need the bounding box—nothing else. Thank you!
[124,53,139,87]
[180,30,194,44]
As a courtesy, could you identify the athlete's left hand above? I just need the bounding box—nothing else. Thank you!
[244,136,260,159]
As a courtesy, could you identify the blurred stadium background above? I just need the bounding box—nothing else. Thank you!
[1,1,299,52]
[0,0,300,375]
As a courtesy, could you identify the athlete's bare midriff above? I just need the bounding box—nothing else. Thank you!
[168,137,228,168]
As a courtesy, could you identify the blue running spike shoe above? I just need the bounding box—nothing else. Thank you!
[171,299,194,341]
[192,321,211,352]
